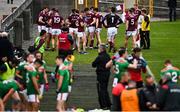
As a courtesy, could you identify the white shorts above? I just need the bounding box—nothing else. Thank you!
[19,89,28,101]
[52,29,61,35]
[40,84,44,96]
[126,31,137,37]
[38,25,46,33]
[57,93,68,101]
[107,27,117,41]
[69,28,78,35]
[46,27,52,34]
[28,95,39,103]
[77,32,85,38]
[96,28,102,33]
[87,26,95,33]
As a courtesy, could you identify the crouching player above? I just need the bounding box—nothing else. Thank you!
[55,56,70,111]
[26,59,43,111]
[0,80,22,111]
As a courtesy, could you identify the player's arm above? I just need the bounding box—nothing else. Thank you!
[80,21,84,27]
[38,16,45,24]
[103,15,107,28]
[3,88,15,104]
[57,75,64,92]
[128,59,138,69]
[106,60,113,68]
[61,17,65,26]
[96,17,99,29]
[15,70,23,79]
[31,75,40,95]
[125,19,129,31]
[48,18,52,26]
[116,16,123,28]
[90,17,96,26]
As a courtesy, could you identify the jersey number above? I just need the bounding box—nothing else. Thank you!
[26,73,30,83]
[115,64,119,74]
[131,19,135,25]
[54,17,60,23]
[167,72,178,82]
[112,17,114,23]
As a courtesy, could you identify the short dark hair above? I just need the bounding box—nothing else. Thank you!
[164,59,171,64]
[111,7,116,13]
[90,6,94,10]
[56,55,65,62]
[118,47,126,57]
[129,8,134,13]
[84,8,89,12]
[94,8,98,12]
[40,30,46,36]
[133,47,141,53]
[141,8,147,14]
[72,9,76,13]
[34,59,43,66]
[76,9,80,13]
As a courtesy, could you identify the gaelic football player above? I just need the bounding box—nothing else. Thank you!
[124,8,138,49]
[160,60,180,83]
[84,8,96,49]
[103,7,123,52]
[66,9,79,50]
[35,52,49,97]
[76,11,88,54]
[26,59,43,111]
[94,8,103,48]
[49,10,64,51]
[55,56,70,111]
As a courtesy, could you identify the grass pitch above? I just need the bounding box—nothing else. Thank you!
[44,20,180,80]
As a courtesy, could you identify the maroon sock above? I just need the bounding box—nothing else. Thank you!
[90,40,94,47]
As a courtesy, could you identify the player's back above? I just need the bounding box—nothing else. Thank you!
[161,66,180,83]
[105,13,120,27]
[52,15,63,28]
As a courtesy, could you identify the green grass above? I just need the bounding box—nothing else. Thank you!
[44,20,180,80]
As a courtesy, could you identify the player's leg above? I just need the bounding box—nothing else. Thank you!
[145,31,150,49]
[89,27,95,49]
[0,99,4,111]
[124,31,130,49]
[95,28,102,48]
[27,95,39,111]
[31,95,39,111]
[19,92,28,111]
[39,84,44,98]
[82,33,87,53]
[77,33,81,53]
[132,32,137,48]
[11,91,21,111]
[85,27,89,47]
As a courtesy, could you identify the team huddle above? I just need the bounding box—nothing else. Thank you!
[37,5,150,54]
